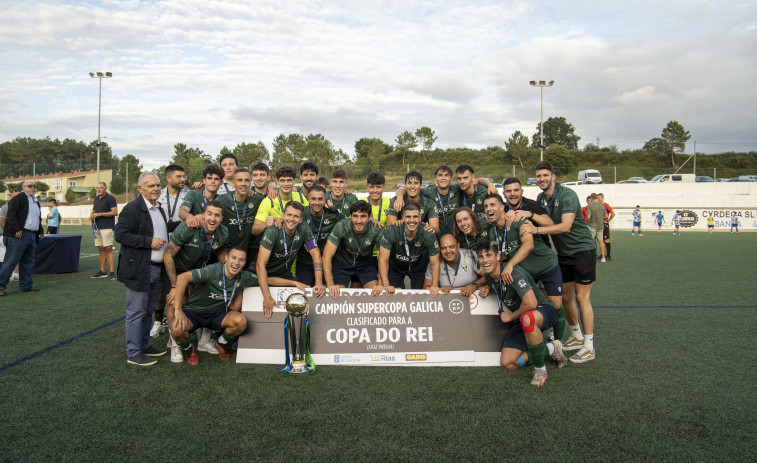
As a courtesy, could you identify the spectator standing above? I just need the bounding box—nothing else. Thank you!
[46,199,61,234]
[0,181,44,296]
[90,182,118,280]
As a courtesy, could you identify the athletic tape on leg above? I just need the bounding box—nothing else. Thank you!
[520,311,536,333]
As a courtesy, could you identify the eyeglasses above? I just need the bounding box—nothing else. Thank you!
[24,185,36,188]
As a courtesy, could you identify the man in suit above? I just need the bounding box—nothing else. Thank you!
[115,172,177,366]
[0,181,43,296]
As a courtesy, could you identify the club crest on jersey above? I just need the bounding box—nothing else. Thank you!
[518,279,526,288]
[365,238,371,245]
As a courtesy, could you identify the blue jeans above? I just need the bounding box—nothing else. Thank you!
[124,264,162,358]
[0,231,38,292]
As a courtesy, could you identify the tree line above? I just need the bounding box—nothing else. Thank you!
[2,119,755,198]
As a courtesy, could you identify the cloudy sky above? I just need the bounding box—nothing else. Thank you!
[1,0,756,169]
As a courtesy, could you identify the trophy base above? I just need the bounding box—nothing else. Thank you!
[289,360,310,374]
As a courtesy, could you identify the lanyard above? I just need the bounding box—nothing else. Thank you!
[403,230,416,272]
[282,225,296,264]
[166,191,179,221]
[463,187,475,208]
[436,189,451,221]
[330,192,346,214]
[491,223,508,255]
[221,268,239,310]
[277,194,286,215]
[309,210,325,241]
[201,189,211,208]
[233,197,247,234]
[201,229,214,266]
[372,198,384,224]
[488,263,507,313]
[223,183,232,194]
[443,255,462,287]
[545,185,558,218]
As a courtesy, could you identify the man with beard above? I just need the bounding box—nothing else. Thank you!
[159,164,188,225]
[482,193,566,341]
[323,200,383,297]
[170,247,254,365]
[296,162,319,198]
[257,201,326,318]
[477,243,567,387]
[520,161,597,364]
[218,168,266,252]
[296,185,345,286]
[161,200,229,360]
[376,202,441,293]
[501,176,553,247]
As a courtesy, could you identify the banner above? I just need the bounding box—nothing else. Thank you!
[237,287,507,366]
[613,208,757,231]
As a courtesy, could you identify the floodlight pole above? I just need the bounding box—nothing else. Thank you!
[89,71,113,184]
[530,80,554,162]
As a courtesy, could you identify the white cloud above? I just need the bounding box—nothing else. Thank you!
[1,0,756,170]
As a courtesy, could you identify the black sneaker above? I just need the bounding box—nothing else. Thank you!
[91,271,108,279]
[144,345,167,357]
[127,353,157,366]
[109,272,117,280]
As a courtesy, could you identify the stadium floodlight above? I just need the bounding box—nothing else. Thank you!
[530,79,555,161]
[89,71,113,184]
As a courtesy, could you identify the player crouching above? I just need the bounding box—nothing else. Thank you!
[477,242,567,387]
[170,247,255,364]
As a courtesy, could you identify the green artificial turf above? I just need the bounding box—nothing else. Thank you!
[1,227,755,462]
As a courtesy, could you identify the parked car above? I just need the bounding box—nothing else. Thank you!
[649,173,695,183]
[578,169,603,184]
[526,178,537,185]
[618,177,647,184]
[695,176,714,182]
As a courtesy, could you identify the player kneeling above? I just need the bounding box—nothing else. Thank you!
[477,243,567,387]
[170,247,255,365]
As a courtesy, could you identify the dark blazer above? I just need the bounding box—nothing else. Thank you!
[3,193,43,240]
[115,196,178,291]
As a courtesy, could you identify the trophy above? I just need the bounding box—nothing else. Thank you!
[284,293,313,374]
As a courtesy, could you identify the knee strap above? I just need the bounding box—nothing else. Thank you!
[520,311,536,333]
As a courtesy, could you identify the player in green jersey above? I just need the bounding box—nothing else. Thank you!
[179,163,224,231]
[477,243,567,387]
[453,206,490,251]
[386,171,440,235]
[296,185,345,286]
[217,168,266,252]
[323,200,384,297]
[521,161,597,364]
[257,201,326,317]
[170,247,253,364]
[376,202,441,294]
[326,169,359,216]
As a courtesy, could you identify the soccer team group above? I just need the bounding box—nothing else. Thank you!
[110,155,603,387]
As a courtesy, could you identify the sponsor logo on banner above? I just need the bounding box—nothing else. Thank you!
[469,293,479,311]
[371,354,396,362]
[333,354,360,364]
[449,299,464,314]
[276,288,294,305]
[680,210,698,228]
[406,353,427,361]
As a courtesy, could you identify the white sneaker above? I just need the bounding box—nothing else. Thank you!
[166,336,174,348]
[170,342,183,363]
[600,257,606,262]
[197,330,218,354]
[10,273,19,282]
[149,321,165,338]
